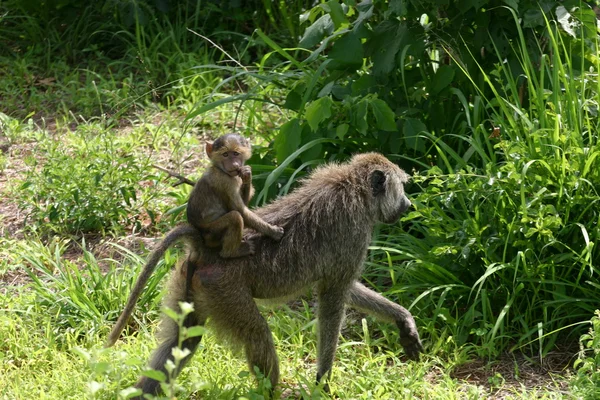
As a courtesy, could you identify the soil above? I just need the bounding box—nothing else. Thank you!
[448,348,574,398]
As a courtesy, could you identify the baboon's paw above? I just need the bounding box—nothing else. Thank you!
[239,165,252,184]
[241,240,255,256]
[399,333,424,360]
[396,320,424,360]
[271,226,285,241]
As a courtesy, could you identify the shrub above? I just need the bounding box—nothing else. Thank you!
[15,126,159,235]
[21,238,175,343]
[573,310,600,399]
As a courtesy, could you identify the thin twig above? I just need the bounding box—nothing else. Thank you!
[187,28,247,71]
[153,165,196,187]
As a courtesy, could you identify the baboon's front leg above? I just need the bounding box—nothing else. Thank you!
[316,286,348,391]
[347,281,423,359]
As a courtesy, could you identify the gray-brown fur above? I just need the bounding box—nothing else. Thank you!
[131,153,423,397]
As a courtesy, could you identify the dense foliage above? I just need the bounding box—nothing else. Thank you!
[200,0,600,357]
[2,0,600,397]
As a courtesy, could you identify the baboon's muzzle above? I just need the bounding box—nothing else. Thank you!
[383,195,412,224]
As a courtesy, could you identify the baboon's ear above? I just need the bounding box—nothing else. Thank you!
[371,170,386,196]
[205,142,213,157]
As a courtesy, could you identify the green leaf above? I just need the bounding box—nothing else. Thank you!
[522,9,544,28]
[370,98,397,131]
[120,387,142,399]
[431,65,455,95]
[299,14,334,48]
[351,74,376,96]
[162,307,179,322]
[317,81,335,98]
[184,326,206,338]
[305,97,333,131]
[329,32,364,67]
[141,369,166,382]
[354,0,374,30]
[323,0,348,29]
[284,85,304,111]
[389,131,401,153]
[370,22,409,76]
[336,123,349,140]
[388,0,408,17]
[275,119,302,163]
[403,118,427,153]
[353,99,368,135]
[300,125,323,163]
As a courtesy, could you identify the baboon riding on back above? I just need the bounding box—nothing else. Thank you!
[111,152,423,397]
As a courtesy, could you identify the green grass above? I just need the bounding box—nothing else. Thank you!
[356,7,600,364]
[0,284,571,400]
[1,3,599,399]
[0,100,575,399]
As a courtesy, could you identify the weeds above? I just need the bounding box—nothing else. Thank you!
[19,238,176,344]
[573,310,600,399]
[0,0,597,398]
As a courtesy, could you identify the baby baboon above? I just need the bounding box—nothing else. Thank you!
[106,134,284,347]
[128,153,424,397]
[187,133,284,258]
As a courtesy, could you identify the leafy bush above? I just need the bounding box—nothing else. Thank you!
[21,238,176,343]
[14,126,160,235]
[188,0,600,356]
[377,9,600,355]
[191,1,599,205]
[573,310,600,399]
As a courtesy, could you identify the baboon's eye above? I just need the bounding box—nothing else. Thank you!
[232,151,240,157]
[222,152,229,157]
[370,170,386,196]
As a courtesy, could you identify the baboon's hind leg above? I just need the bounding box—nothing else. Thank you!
[208,287,280,388]
[134,306,207,397]
[347,281,423,359]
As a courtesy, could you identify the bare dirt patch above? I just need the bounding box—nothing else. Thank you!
[0,141,37,239]
[449,348,575,398]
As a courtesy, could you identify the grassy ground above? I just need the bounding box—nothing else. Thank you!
[0,47,585,399]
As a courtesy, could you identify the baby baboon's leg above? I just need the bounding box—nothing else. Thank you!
[135,262,209,397]
[208,288,280,388]
[202,211,253,258]
[315,285,348,391]
[347,281,423,359]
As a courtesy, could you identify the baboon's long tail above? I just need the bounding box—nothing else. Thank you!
[105,224,199,347]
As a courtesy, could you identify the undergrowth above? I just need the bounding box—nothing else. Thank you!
[1,1,599,398]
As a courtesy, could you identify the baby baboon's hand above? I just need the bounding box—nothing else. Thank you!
[239,165,252,184]
[270,225,284,241]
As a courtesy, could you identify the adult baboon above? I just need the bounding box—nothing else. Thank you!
[130,152,423,397]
